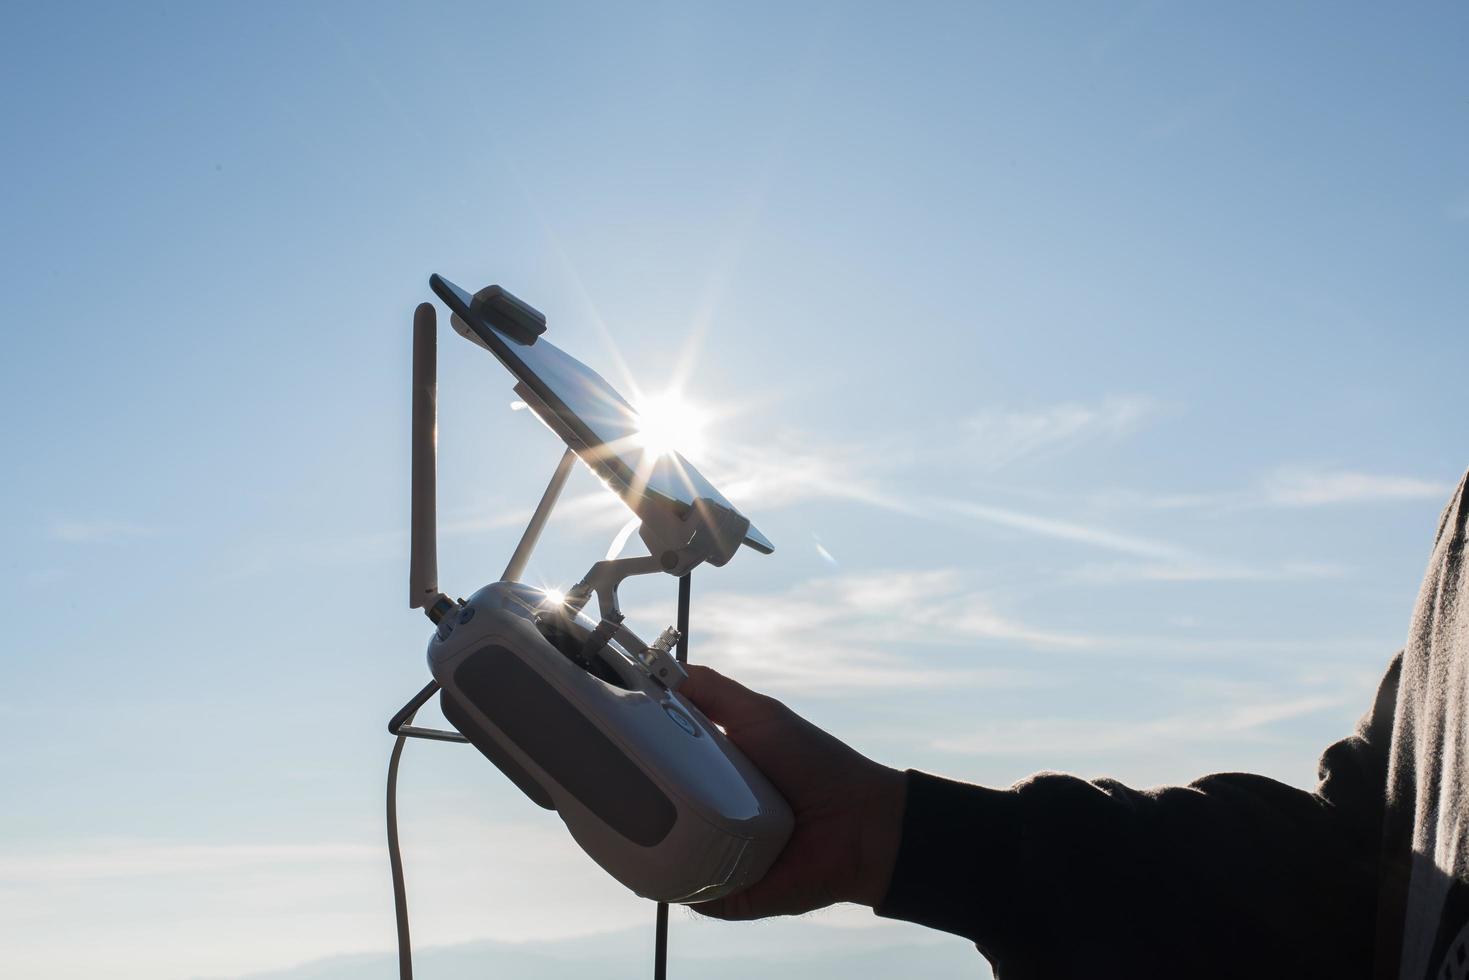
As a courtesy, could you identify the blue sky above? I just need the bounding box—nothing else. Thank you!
[2,2,1466,977]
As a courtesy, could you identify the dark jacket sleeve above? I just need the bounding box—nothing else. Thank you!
[875,652,1401,979]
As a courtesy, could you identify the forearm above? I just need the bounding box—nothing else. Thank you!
[875,769,1380,978]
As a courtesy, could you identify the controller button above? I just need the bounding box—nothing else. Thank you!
[663,704,699,737]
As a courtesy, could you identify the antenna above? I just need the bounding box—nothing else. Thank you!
[409,303,451,621]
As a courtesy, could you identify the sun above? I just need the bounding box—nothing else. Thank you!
[632,392,708,459]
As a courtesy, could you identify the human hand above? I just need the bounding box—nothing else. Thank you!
[679,665,907,920]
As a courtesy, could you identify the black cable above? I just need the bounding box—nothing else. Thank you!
[676,573,691,665]
[388,710,417,980]
[653,572,693,980]
[654,901,669,980]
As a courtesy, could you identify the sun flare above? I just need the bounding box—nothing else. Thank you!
[632,393,708,460]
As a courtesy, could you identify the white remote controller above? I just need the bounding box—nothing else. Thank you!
[428,580,792,903]
[397,277,794,913]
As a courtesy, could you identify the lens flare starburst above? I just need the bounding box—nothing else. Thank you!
[632,393,708,460]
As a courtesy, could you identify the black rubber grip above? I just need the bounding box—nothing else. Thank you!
[451,644,676,846]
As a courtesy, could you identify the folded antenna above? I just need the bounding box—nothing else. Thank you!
[409,303,449,620]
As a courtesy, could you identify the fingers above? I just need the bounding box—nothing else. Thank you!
[688,861,833,921]
[679,665,783,730]
[689,891,758,921]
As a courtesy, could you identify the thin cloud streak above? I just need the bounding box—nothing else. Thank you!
[708,400,1187,563]
[0,841,378,882]
[0,821,648,980]
[439,490,626,536]
[1095,466,1452,512]
[708,411,1197,565]
[964,396,1157,470]
[662,568,1093,697]
[714,433,916,514]
[932,498,1185,560]
[931,693,1348,756]
[712,420,1444,582]
[1261,467,1450,507]
[1070,559,1351,585]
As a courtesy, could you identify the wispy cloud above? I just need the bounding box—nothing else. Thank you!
[2,819,970,980]
[1258,467,1450,507]
[716,397,1157,516]
[0,821,648,980]
[713,431,914,514]
[659,568,1092,696]
[438,508,536,535]
[706,401,1198,565]
[49,520,158,543]
[709,417,1396,583]
[0,840,378,882]
[1069,558,1350,585]
[1097,465,1451,513]
[931,692,1347,756]
[962,396,1156,470]
[931,497,1184,560]
[438,490,626,536]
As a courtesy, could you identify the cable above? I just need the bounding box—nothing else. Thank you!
[653,572,693,980]
[675,573,691,665]
[654,901,669,979]
[388,710,417,980]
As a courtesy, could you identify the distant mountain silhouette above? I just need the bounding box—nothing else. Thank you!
[207,923,986,980]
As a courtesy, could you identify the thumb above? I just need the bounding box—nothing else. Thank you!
[679,665,783,731]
